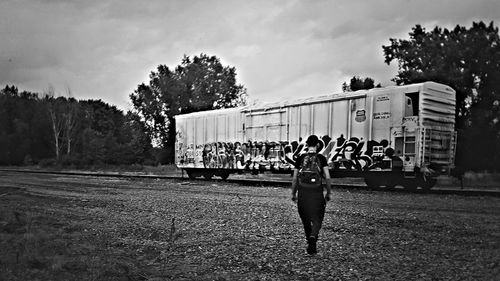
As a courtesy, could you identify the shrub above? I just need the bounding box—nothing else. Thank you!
[23,154,34,165]
[38,158,57,168]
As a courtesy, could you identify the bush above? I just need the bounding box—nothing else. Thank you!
[152,147,171,165]
[23,155,34,165]
[38,158,57,168]
[59,154,89,169]
[143,158,158,166]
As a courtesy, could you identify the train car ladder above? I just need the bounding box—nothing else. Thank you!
[402,128,417,177]
[420,128,431,166]
[449,131,457,172]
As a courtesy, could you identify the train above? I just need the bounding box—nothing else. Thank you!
[174,81,457,190]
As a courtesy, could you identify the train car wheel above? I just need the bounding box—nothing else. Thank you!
[418,175,437,191]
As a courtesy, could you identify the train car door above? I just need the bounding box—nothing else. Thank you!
[371,94,392,142]
[244,109,287,142]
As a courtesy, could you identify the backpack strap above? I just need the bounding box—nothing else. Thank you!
[304,152,324,178]
[314,154,325,179]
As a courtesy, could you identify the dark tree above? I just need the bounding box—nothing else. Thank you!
[0,86,53,165]
[0,84,153,167]
[342,76,381,92]
[117,111,153,164]
[383,21,500,171]
[75,99,152,165]
[130,54,247,163]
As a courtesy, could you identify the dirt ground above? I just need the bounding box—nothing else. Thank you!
[0,171,499,280]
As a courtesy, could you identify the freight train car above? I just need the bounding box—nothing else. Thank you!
[175,81,457,190]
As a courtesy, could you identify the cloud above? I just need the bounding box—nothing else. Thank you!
[232,45,262,58]
[0,0,498,109]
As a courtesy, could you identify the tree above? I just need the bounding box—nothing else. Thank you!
[130,53,247,163]
[342,76,381,92]
[115,112,153,164]
[382,21,500,171]
[0,85,18,164]
[45,86,77,161]
[72,99,153,166]
[0,85,53,165]
[62,88,79,155]
[78,99,120,164]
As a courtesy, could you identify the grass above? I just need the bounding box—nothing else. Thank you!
[0,209,148,281]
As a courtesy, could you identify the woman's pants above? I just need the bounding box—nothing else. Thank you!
[297,188,326,240]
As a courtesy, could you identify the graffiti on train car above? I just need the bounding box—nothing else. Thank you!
[177,134,399,172]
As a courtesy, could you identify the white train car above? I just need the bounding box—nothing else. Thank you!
[175,81,457,189]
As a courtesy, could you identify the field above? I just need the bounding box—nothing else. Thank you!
[0,171,499,280]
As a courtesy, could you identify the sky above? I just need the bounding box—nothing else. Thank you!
[1,0,499,111]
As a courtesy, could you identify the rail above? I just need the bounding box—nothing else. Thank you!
[0,168,498,197]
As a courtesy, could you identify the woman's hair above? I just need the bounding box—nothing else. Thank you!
[305,135,319,147]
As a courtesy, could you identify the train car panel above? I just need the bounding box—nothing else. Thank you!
[205,115,216,144]
[349,96,368,140]
[299,104,313,137]
[371,93,392,141]
[331,99,349,140]
[420,83,456,129]
[389,88,406,127]
[311,102,331,137]
[288,105,309,142]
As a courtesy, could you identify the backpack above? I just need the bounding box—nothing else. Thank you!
[298,153,323,189]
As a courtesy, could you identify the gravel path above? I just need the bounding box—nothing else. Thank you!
[0,171,499,280]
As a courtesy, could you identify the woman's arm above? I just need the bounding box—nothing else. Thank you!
[291,169,299,201]
[323,166,332,201]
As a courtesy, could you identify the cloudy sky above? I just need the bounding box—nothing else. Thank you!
[1,0,499,110]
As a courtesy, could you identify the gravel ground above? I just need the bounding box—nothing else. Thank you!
[0,171,499,280]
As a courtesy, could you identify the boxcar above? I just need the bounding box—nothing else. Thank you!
[175,81,456,189]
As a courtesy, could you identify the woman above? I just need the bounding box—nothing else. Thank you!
[291,135,332,255]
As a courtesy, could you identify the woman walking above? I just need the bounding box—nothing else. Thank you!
[291,135,332,255]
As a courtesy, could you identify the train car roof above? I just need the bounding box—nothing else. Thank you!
[175,81,450,118]
[242,82,441,112]
[174,106,245,119]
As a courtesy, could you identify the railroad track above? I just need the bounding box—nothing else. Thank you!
[0,168,498,197]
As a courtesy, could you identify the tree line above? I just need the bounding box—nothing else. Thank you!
[0,85,153,167]
[1,21,499,172]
